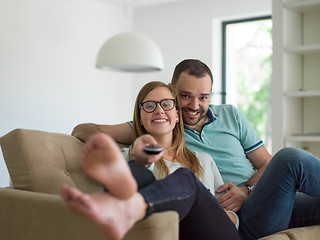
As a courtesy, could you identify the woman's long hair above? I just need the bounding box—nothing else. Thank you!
[132,81,204,180]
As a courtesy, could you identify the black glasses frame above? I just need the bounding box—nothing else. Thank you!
[139,99,176,113]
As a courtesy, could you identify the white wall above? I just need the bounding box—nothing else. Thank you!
[0,0,272,187]
[131,0,272,103]
[0,0,135,187]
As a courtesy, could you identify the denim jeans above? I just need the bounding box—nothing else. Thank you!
[239,147,320,239]
[129,164,240,240]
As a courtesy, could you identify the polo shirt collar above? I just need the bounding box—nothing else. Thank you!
[206,107,216,123]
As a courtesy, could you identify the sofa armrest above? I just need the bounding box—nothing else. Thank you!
[0,187,179,240]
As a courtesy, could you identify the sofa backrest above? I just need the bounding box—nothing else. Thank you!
[0,129,103,194]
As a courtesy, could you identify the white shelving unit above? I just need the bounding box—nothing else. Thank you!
[285,43,320,54]
[284,0,320,11]
[284,90,320,97]
[272,0,320,156]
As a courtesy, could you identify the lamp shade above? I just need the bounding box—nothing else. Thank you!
[96,32,164,72]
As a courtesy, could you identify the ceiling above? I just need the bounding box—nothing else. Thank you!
[104,0,187,8]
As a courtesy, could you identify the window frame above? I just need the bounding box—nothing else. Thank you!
[221,15,271,104]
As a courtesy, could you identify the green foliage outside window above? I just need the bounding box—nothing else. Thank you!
[236,23,272,144]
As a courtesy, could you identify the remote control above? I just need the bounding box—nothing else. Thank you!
[143,145,163,155]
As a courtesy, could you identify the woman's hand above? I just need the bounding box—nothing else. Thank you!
[130,135,163,166]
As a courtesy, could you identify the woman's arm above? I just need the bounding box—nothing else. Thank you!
[225,210,239,229]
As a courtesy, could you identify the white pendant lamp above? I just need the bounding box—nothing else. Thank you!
[96,32,164,72]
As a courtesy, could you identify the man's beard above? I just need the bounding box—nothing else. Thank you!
[182,107,206,126]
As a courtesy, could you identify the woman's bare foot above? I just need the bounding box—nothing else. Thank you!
[80,133,137,199]
[60,184,146,240]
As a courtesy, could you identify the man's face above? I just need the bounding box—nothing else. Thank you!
[175,72,212,128]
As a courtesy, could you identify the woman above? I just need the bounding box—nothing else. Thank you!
[125,81,223,197]
[60,81,240,240]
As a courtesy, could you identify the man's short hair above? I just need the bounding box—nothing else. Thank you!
[171,59,213,86]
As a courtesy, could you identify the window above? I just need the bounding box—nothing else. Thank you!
[222,16,272,149]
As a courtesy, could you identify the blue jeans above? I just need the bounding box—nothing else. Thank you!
[239,147,320,239]
[134,167,241,240]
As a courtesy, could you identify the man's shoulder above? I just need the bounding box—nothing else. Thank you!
[209,104,238,115]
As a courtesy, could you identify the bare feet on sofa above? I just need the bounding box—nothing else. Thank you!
[60,185,146,240]
[80,133,137,199]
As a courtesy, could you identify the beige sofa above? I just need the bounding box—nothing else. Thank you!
[0,129,319,240]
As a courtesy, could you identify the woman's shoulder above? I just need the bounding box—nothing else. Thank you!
[194,151,210,158]
[194,151,215,164]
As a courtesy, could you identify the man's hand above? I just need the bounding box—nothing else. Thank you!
[216,182,248,212]
[130,135,163,166]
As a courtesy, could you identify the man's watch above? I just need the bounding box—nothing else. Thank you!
[243,183,254,195]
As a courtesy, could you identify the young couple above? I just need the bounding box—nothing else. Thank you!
[68,59,320,239]
[61,81,241,240]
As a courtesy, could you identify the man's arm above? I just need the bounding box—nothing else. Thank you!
[245,145,271,185]
[71,123,133,144]
[217,146,271,212]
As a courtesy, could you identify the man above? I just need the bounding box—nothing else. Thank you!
[72,59,271,212]
[72,59,320,239]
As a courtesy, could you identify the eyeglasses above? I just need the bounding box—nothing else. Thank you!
[139,99,176,113]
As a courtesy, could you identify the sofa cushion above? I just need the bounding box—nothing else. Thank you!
[0,187,179,240]
[259,225,320,240]
[0,129,103,194]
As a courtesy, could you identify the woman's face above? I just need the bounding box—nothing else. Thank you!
[140,87,179,138]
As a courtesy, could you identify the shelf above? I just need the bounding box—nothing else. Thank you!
[286,135,320,142]
[284,0,320,13]
[285,43,320,55]
[285,90,320,97]
[272,0,320,154]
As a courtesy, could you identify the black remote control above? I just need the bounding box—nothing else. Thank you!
[143,145,163,155]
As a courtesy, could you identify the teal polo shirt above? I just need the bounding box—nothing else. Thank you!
[184,104,263,186]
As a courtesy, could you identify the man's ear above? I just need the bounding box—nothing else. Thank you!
[176,110,180,123]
